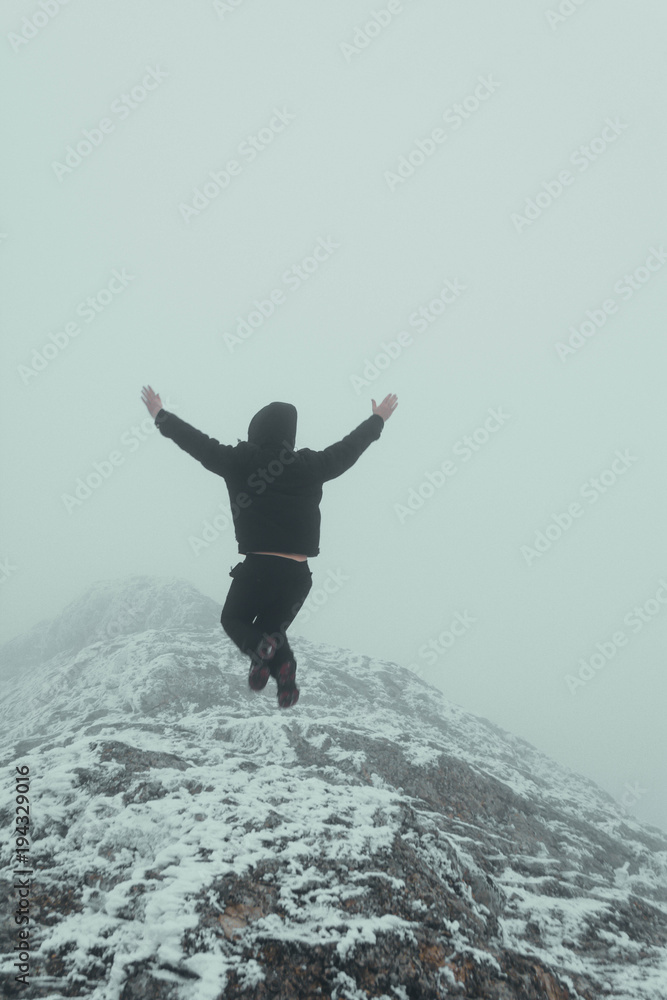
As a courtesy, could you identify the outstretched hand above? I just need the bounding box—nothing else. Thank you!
[372,393,398,422]
[141,384,163,419]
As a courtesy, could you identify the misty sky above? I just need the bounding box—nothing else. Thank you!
[2,0,666,832]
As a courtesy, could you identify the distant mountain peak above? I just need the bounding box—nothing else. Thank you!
[0,575,221,676]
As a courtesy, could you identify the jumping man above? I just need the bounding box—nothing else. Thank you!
[141,386,398,708]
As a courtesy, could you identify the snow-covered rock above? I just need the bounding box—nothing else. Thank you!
[1,576,665,1000]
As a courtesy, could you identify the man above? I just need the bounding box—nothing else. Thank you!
[141,385,398,708]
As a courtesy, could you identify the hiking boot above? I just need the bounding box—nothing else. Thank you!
[248,634,279,690]
[276,660,299,708]
[248,635,277,690]
[248,659,270,691]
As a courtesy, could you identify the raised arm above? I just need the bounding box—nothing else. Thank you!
[305,393,398,483]
[141,385,236,477]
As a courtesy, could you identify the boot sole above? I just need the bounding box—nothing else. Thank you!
[248,664,270,690]
[276,661,299,708]
[278,686,299,708]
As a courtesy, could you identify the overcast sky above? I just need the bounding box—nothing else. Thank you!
[2,0,666,833]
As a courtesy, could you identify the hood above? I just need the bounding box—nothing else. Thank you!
[247,401,297,450]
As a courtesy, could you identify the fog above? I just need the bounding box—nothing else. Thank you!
[3,0,666,832]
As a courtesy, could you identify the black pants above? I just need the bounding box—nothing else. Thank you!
[220,553,312,676]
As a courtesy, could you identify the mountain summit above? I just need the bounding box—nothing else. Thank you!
[1,576,666,1000]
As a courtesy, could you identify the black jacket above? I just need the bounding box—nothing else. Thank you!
[154,401,384,556]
